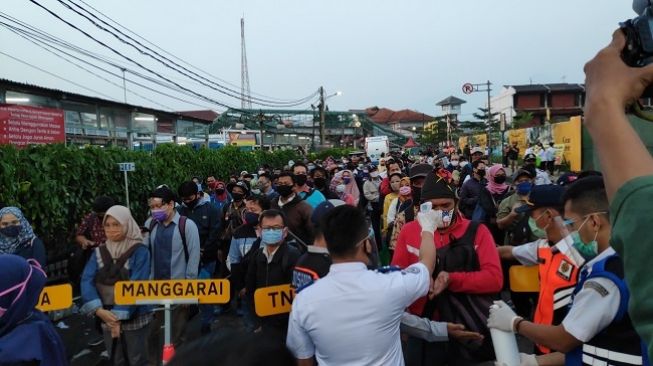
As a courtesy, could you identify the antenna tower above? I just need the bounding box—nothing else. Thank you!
[241,17,252,109]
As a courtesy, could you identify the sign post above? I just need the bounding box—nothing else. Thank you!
[462,81,493,159]
[114,279,230,365]
[118,162,135,208]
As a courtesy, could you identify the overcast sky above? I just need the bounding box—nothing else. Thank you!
[0,0,635,118]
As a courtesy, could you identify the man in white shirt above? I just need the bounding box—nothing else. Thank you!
[286,204,438,366]
[545,142,557,175]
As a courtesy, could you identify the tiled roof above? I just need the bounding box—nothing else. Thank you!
[436,96,466,106]
[176,110,220,122]
[365,107,433,124]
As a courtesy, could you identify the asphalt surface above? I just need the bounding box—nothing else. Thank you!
[59,304,245,366]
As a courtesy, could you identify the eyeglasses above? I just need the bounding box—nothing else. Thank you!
[563,212,608,230]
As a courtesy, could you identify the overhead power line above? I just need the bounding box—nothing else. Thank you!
[53,0,319,107]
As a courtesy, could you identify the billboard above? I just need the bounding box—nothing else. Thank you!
[0,104,65,147]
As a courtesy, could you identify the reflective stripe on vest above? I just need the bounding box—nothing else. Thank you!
[582,345,643,366]
[535,243,580,354]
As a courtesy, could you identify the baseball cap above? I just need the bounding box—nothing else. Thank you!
[409,163,433,179]
[513,169,534,181]
[556,172,579,186]
[515,185,564,213]
[471,147,484,155]
[524,153,537,161]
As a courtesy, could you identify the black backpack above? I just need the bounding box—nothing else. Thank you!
[94,244,144,306]
[422,221,498,362]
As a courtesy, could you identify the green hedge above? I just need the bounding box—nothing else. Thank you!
[0,144,298,257]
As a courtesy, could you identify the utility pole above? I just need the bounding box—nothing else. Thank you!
[486,80,492,157]
[258,112,265,151]
[319,86,325,149]
[121,68,127,103]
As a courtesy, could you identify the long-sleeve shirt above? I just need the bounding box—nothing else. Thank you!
[177,198,221,264]
[80,245,151,320]
[458,178,487,218]
[144,212,200,280]
[610,175,653,360]
[391,217,503,317]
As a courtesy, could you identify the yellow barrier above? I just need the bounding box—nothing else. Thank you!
[36,284,73,312]
[254,284,294,317]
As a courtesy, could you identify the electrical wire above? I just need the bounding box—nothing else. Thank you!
[73,0,306,104]
[63,0,319,106]
[0,50,117,101]
[0,21,222,110]
[47,0,319,107]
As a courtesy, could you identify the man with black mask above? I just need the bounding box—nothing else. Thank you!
[178,181,222,334]
[293,162,326,209]
[311,166,338,199]
[271,172,314,246]
[459,160,489,219]
[523,153,551,186]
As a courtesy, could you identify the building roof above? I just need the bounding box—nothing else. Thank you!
[365,107,433,124]
[176,110,220,122]
[436,95,466,106]
[507,83,585,93]
[0,78,215,124]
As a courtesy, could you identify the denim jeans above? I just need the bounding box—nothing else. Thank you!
[199,261,217,327]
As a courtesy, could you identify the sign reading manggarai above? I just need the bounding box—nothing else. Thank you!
[113,279,230,305]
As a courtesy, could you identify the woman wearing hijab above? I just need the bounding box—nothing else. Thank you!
[0,254,68,366]
[382,172,403,233]
[0,207,46,267]
[81,205,152,366]
[385,176,416,256]
[477,164,512,243]
[208,180,232,213]
[329,170,360,206]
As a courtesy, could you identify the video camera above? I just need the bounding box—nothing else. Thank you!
[621,0,653,97]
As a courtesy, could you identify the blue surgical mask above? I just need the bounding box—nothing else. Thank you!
[516,182,532,196]
[0,225,21,237]
[151,209,168,222]
[261,228,284,245]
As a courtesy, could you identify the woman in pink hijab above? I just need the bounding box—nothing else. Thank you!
[479,164,511,243]
[330,170,360,206]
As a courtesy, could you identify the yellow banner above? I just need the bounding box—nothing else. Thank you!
[114,280,230,305]
[458,136,468,149]
[36,284,73,312]
[254,284,295,317]
[506,129,528,154]
[471,134,487,148]
[552,116,582,171]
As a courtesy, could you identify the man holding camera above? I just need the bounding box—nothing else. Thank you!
[583,28,653,361]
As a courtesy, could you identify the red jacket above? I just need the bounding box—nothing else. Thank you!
[380,177,393,196]
[391,215,503,316]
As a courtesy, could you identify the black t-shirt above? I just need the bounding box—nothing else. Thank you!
[292,251,331,292]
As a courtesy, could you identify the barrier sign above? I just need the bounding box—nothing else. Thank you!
[114,279,230,305]
[254,284,295,317]
[36,284,73,312]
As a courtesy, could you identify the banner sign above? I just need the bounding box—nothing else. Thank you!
[114,279,230,305]
[0,105,65,146]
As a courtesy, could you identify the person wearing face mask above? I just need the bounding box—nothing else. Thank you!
[386,177,415,257]
[177,181,221,335]
[207,179,232,214]
[458,160,488,219]
[272,173,314,247]
[446,154,461,173]
[245,209,300,339]
[475,165,512,243]
[144,187,200,363]
[382,172,404,234]
[490,177,650,366]
[379,160,404,196]
[363,165,383,248]
[497,184,584,355]
[220,182,249,265]
[329,170,360,207]
[0,207,45,267]
[0,254,67,366]
[81,205,152,366]
[228,195,271,332]
[293,162,326,209]
[310,167,337,200]
[286,205,438,366]
[256,173,279,201]
[392,169,503,366]
[523,153,552,186]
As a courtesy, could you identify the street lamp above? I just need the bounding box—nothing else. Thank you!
[318,87,342,149]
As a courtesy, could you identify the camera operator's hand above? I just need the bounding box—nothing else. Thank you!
[584,29,653,113]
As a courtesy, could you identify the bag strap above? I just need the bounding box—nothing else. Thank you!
[98,245,113,267]
[458,221,480,247]
[178,216,189,263]
[115,244,142,270]
[301,188,315,201]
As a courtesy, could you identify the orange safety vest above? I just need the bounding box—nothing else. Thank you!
[534,242,579,354]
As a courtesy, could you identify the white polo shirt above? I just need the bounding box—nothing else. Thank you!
[286,261,430,366]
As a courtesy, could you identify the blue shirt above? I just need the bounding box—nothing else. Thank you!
[153,221,175,279]
[299,189,326,209]
[144,212,201,280]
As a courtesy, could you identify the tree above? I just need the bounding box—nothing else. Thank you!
[472,107,499,129]
[512,111,535,129]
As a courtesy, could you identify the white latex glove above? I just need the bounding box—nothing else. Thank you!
[417,209,440,233]
[487,300,522,333]
[519,353,538,366]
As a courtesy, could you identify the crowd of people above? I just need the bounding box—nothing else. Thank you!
[2,30,653,366]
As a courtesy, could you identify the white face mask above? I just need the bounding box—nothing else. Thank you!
[336,184,346,193]
[450,160,459,167]
[370,172,379,178]
[460,161,469,167]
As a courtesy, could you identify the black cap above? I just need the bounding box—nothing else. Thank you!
[409,163,433,180]
[524,153,537,161]
[556,172,579,186]
[421,171,456,200]
[513,169,534,181]
[515,185,564,213]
